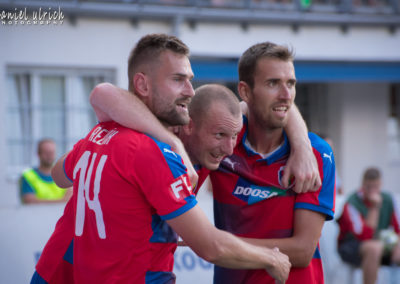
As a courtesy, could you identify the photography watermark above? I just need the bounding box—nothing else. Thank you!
[1,7,64,25]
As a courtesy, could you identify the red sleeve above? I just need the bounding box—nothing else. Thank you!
[63,139,86,182]
[338,203,374,241]
[132,137,197,220]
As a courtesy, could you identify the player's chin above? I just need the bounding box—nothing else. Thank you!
[204,160,220,171]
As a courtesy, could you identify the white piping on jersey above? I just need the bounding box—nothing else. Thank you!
[348,204,363,235]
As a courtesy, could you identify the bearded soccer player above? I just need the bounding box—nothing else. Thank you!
[32,34,291,284]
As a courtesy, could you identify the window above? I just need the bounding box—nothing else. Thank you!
[388,84,400,162]
[6,66,115,179]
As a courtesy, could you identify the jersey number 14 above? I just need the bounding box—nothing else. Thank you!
[73,151,107,239]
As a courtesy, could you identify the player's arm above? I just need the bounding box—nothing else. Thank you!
[89,83,197,186]
[21,193,69,204]
[240,101,320,193]
[283,105,321,193]
[166,205,290,282]
[240,209,325,268]
[51,153,73,188]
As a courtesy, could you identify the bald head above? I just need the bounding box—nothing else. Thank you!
[183,84,242,170]
[189,84,241,126]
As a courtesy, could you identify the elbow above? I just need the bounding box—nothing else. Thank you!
[89,82,113,106]
[293,246,317,268]
[195,239,226,264]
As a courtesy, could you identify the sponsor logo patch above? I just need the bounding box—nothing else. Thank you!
[232,178,287,205]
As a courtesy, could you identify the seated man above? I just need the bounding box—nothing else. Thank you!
[337,167,400,284]
[20,138,72,204]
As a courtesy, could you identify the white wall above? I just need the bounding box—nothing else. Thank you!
[328,83,397,194]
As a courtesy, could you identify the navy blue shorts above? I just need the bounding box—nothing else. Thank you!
[338,236,392,266]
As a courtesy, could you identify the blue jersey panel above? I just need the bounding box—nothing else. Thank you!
[150,214,178,243]
[309,133,336,218]
[147,135,187,179]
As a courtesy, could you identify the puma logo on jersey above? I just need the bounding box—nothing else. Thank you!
[164,148,177,158]
[323,152,333,163]
[224,157,238,170]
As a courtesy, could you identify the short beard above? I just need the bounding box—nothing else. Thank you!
[158,109,189,127]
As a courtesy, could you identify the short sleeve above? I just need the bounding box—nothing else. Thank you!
[295,133,336,221]
[133,136,197,220]
[20,176,35,195]
[63,139,86,182]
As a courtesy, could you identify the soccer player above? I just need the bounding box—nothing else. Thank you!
[208,42,336,283]
[32,34,290,284]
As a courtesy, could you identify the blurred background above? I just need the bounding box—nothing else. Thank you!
[0,0,399,283]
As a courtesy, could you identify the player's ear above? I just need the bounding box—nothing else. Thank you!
[133,72,149,98]
[238,81,251,103]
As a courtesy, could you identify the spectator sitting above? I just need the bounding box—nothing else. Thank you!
[337,167,400,284]
[20,138,72,204]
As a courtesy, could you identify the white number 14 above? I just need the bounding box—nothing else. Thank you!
[74,151,107,239]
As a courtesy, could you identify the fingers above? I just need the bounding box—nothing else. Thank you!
[291,171,321,194]
[281,170,290,189]
[313,175,322,192]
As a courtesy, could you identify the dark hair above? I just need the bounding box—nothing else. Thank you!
[362,167,381,182]
[127,33,189,92]
[189,84,240,126]
[238,42,294,89]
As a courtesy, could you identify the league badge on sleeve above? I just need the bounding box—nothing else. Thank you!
[170,174,193,201]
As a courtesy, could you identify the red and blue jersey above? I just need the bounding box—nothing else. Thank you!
[193,165,210,196]
[210,116,336,284]
[36,121,196,284]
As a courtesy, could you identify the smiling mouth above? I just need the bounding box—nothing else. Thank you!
[176,103,188,112]
[273,106,288,112]
[210,153,224,162]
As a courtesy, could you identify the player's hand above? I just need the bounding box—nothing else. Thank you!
[368,192,382,208]
[282,144,321,194]
[265,247,290,284]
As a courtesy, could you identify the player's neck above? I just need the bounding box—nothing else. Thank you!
[246,118,284,156]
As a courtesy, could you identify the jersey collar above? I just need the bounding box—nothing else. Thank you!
[241,115,290,165]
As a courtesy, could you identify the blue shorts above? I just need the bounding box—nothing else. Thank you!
[338,235,392,266]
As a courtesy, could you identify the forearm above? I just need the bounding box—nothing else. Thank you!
[284,104,310,151]
[240,236,313,267]
[22,194,67,204]
[365,208,380,230]
[240,210,325,268]
[210,230,279,269]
